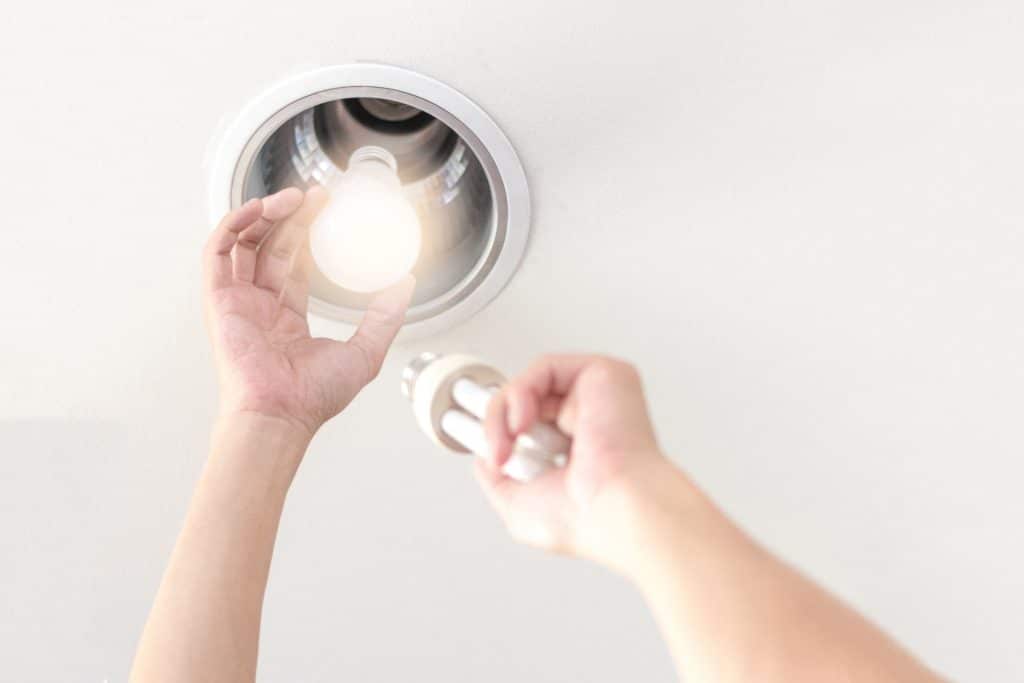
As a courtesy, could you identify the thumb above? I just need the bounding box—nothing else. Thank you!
[346,275,416,385]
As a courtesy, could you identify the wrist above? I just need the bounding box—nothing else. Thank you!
[211,411,314,475]
[216,379,326,443]
[583,455,716,581]
[216,404,319,442]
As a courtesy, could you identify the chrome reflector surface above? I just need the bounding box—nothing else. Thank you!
[244,95,495,320]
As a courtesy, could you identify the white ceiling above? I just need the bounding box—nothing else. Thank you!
[2,0,1022,680]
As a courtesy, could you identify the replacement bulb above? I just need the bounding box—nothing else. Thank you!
[401,352,572,483]
[310,146,422,293]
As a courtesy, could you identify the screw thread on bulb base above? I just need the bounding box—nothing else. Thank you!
[347,145,399,173]
[401,351,443,400]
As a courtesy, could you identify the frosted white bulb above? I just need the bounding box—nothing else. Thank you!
[310,146,422,293]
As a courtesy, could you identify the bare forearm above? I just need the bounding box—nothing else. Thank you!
[604,460,943,683]
[131,414,309,683]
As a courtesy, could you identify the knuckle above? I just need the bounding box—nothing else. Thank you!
[370,306,403,329]
[363,356,382,382]
[352,341,382,382]
[367,362,382,381]
[590,357,642,387]
[267,243,294,261]
[202,234,220,259]
[237,235,262,250]
[530,352,568,371]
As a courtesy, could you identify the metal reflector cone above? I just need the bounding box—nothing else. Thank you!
[257,97,493,309]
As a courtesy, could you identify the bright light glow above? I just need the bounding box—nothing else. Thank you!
[310,146,422,293]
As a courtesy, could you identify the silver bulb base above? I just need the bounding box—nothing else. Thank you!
[401,351,443,400]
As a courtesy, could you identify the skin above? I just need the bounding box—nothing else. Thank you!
[480,357,947,682]
[130,188,414,682]
[131,192,946,682]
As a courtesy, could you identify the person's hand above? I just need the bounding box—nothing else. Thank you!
[478,355,673,566]
[202,187,414,439]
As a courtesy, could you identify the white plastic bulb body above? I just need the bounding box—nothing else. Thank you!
[310,146,422,293]
[402,353,572,483]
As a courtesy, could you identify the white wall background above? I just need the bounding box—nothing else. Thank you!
[1,0,1022,680]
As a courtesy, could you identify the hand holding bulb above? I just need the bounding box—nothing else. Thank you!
[201,186,415,438]
[311,146,423,293]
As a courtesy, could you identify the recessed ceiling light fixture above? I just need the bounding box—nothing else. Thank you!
[207,63,530,340]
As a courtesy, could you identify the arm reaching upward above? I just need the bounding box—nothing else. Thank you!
[479,355,945,683]
[130,188,413,682]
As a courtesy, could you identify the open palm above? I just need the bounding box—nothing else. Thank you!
[203,187,414,437]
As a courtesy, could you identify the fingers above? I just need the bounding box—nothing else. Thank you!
[508,354,595,435]
[474,458,515,523]
[296,275,414,418]
[203,198,263,292]
[484,392,515,468]
[277,246,317,317]
[474,458,522,517]
[472,459,570,549]
[474,457,507,495]
[345,275,416,386]
[254,186,329,303]
[232,187,304,284]
[538,395,563,423]
[202,188,305,295]
[484,355,593,469]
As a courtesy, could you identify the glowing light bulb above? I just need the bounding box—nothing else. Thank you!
[310,146,422,293]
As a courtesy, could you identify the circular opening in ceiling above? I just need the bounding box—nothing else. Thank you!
[207,64,530,340]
